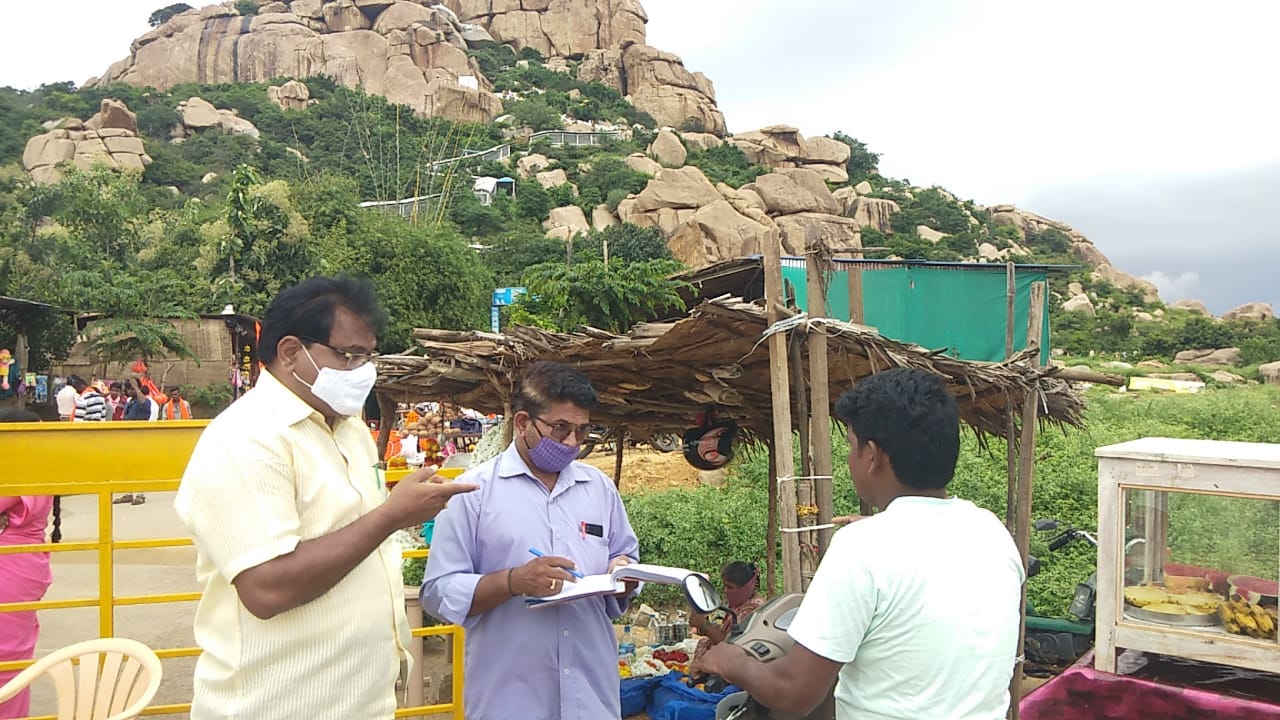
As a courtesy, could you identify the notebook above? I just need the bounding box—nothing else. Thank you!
[525,563,705,608]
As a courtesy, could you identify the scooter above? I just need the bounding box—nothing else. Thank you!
[576,425,682,458]
[681,575,834,720]
[1023,519,1147,675]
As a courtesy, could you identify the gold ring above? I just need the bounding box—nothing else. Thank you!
[549,579,556,590]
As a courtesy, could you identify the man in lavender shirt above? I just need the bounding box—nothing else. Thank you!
[421,361,640,719]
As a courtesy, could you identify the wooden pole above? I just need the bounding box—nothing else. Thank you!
[789,333,815,586]
[847,250,873,518]
[1008,387,1040,720]
[766,439,779,598]
[1004,262,1017,534]
[764,226,802,593]
[375,392,396,461]
[1009,280,1046,720]
[806,239,835,558]
[612,424,625,489]
[501,400,513,446]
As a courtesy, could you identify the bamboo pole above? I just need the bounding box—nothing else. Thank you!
[847,251,873,518]
[764,226,802,593]
[1005,262,1018,534]
[612,424,625,489]
[790,332,815,587]
[766,440,779,598]
[1008,387,1040,720]
[806,239,835,558]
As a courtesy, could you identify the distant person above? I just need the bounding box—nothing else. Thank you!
[175,276,477,720]
[161,387,192,420]
[693,368,1025,719]
[0,408,60,719]
[122,380,152,421]
[70,377,108,422]
[107,382,127,420]
[691,561,765,665]
[54,377,79,421]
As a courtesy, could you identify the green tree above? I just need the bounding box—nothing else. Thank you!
[830,132,880,183]
[148,3,193,27]
[685,144,767,188]
[28,165,151,264]
[513,258,688,332]
[576,224,671,263]
[60,268,197,365]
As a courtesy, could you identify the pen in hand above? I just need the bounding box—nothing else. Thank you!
[528,547,585,579]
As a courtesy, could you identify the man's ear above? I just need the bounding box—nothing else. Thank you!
[865,439,886,473]
[276,336,304,371]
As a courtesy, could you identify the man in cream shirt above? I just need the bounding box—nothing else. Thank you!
[176,276,477,720]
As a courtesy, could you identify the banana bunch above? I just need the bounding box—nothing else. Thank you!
[1219,594,1278,640]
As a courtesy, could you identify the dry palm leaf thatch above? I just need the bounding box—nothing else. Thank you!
[375,295,1085,441]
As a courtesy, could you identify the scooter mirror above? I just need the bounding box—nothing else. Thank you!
[1033,519,1061,532]
[684,574,722,614]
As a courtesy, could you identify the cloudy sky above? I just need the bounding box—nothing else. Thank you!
[3,1,1277,313]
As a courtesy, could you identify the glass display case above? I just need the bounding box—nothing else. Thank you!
[1095,438,1280,674]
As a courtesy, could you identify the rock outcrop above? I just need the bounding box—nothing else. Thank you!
[267,79,313,110]
[22,100,152,185]
[846,197,899,234]
[647,130,687,168]
[172,97,261,141]
[729,126,850,182]
[444,0,646,59]
[1172,299,1212,317]
[1090,263,1162,304]
[1260,361,1280,386]
[1061,294,1096,316]
[543,204,590,241]
[1221,302,1274,322]
[95,2,503,124]
[619,164,860,268]
[1173,348,1241,367]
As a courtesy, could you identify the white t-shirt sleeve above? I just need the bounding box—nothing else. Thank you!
[786,528,877,664]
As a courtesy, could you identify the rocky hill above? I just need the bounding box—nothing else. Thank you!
[3,0,1276,374]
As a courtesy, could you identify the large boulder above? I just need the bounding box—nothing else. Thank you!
[746,170,840,216]
[516,153,551,178]
[916,225,949,243]
[454,0,647,58]
[267,80,312,110]
[543,204,590,240]
[1173,348,1241,367]
[1061,294,1096,316]
[591,204,618,230]
[1221,302,1274,322]
[647,130,687,168]
[1260,361,1280,386]
[679,132,722,152]
[774,213,860,256]
[94,3,503,124]
[180,97,221,128]
[22,99,153,184]
[629,166,721,213]
[1091,264,1161,304]
[804,136,851,165]
[668,200,773,268]
[535,168,573,190]
[83,99,138,133]
[621,45,726,136]
[624,153,662,177]
[1172,299,1212,317]
[846,197,900,234]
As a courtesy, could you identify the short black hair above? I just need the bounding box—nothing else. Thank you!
[258,275,387,365]
[512,361,598,416]
[722,561,757,586]
[109,382,122,391]
[833,368,960,490]
[139,385,151,396]
[68,375,86,390]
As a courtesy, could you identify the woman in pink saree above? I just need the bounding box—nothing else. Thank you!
[0,408,56,719]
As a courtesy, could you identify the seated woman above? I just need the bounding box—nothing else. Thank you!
[691,561,765,663]
[0,408,57,719]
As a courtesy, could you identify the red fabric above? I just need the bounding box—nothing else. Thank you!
[1021,660,1280,720]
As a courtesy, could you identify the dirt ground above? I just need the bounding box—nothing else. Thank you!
[580,446,717,494]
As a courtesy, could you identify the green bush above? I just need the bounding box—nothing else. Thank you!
[685,144,767,188]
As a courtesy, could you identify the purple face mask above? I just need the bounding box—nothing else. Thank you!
[528,435,578,473]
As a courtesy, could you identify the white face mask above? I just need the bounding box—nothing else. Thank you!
[293,346,377,417]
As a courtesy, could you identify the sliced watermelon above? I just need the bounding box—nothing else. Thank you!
[1228,575,1280,603]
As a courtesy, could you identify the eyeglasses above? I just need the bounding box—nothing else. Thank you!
[533,416,593,443]
[300,336,381,369]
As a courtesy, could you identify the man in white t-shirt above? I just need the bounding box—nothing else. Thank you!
[55,377,80,421]
[693,368,1025,720]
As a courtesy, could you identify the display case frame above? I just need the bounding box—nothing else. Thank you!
[1095,437,1280,674]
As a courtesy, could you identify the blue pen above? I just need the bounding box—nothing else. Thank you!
[528,547,585,579]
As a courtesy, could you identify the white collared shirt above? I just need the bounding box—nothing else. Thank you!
[175,370,410,720]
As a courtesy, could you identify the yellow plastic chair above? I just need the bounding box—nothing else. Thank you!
[0,637,162,720]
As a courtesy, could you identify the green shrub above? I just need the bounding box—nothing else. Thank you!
[686,144,767,188]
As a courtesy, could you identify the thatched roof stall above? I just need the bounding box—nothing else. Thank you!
[375,294,1085,440]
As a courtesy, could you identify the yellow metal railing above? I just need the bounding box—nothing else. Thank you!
[0,421,464,719]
